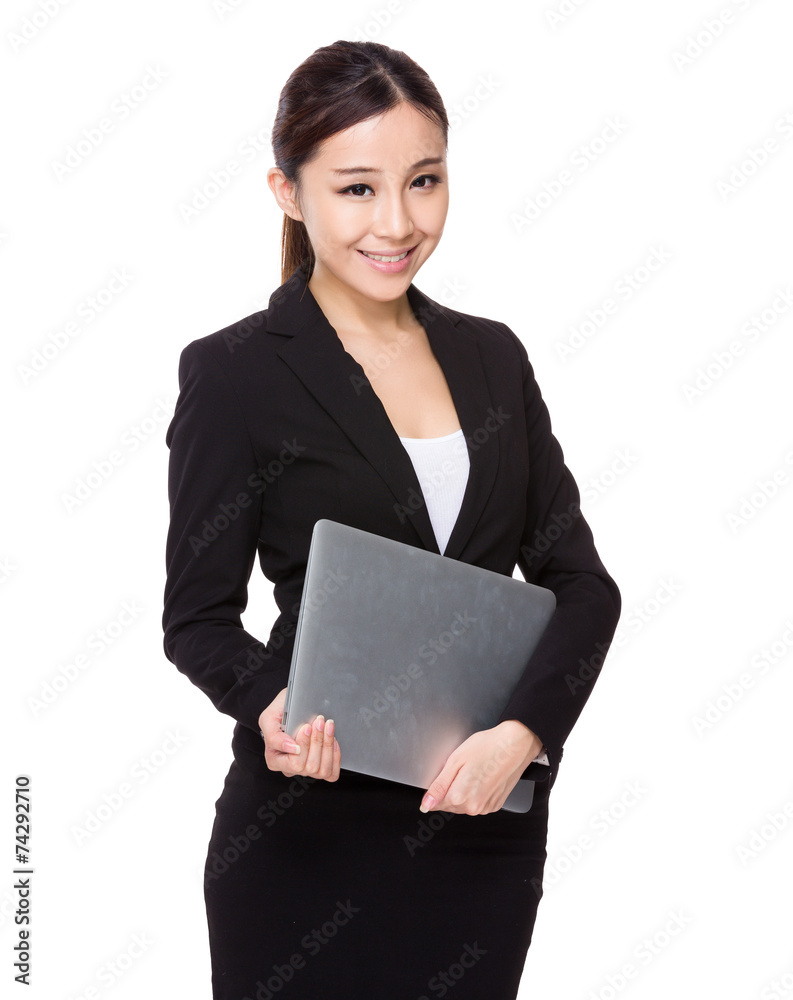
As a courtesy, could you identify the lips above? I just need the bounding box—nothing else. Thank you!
[355,244,418,273]
[358,247,414,262]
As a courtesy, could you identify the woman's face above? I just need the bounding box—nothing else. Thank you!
[280,101,449,305]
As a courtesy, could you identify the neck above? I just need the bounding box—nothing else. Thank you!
[307,263,417,340]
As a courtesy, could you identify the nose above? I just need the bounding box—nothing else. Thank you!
[371,187,415,242]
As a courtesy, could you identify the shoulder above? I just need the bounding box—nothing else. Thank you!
[423,291,530,374]
[172,306,279,407]
[178,307,269,371]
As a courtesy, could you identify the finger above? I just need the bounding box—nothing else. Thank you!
[273,726,301,755]
[304,714,327,775]
[271,721,311,775]
[291,721,314,772]
[420,761,461,813]
[420,778,447,813]
[317,717,337,781]
[331,731,341,781]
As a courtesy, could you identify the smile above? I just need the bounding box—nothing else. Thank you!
[358,248,412,262]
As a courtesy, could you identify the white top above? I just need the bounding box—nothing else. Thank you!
[397,427,550,770]
[397,428,469,557]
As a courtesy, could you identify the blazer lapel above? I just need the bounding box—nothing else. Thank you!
[265,265,500,561]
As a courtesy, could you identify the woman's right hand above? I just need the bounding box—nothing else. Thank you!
[258,687,341,781]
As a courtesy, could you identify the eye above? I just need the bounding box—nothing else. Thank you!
[338,174,443,197]
[339,182,374,197]
[411,173,442,190]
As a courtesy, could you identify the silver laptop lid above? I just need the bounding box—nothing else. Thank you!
[282,519,556,812]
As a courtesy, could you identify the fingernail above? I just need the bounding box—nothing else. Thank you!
[326,719,335,736]
[316,715,325,732]
[420,795,435,813]
[303,724,311,737]
[284,741,299,753]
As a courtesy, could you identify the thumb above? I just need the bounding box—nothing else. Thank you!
[274,729,301,754]
[420,768,454,813]
[262,711,300,754]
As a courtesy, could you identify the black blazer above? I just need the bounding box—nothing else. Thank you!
[162,263,621,788]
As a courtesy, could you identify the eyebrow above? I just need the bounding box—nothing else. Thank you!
[331,157,445,176]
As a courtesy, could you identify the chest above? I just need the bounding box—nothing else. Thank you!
[334,328,462,440]
[235,319,531,592]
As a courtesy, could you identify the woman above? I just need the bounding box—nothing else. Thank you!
[162,39,621,999]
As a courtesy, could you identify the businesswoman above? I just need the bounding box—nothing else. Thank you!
[162,39,621,999]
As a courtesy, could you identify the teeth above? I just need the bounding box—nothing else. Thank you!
[361,249,410,262]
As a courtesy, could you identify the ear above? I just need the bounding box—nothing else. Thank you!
[267,167,305,222]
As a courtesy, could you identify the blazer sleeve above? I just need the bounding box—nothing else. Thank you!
[495,326,622,784]
[162,340,290,734]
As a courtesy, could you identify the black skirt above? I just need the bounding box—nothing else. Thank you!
[203,733,551,999]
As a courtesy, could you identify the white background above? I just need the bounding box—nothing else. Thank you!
[3,1,792,997]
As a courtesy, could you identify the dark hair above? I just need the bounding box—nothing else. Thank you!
[270,40,449,284]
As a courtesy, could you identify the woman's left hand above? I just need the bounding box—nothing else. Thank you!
[419,720,542,815]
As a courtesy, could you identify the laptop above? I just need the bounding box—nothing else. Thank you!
[281,519,556,813]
